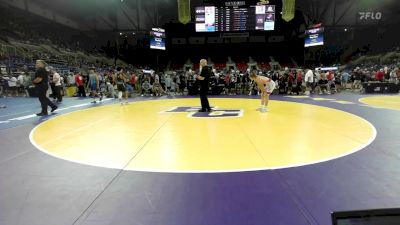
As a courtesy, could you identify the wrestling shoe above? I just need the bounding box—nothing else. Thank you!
[256,105,265,111]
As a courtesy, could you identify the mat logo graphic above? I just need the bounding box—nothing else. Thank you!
[163,106,243,118]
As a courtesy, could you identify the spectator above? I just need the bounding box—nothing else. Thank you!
[130,72,137,91]
[224,72,231,95]
[230,73,237,95]
[52,68,63,103]
[75,72,86,97]
[170,76,177,96]
[178,73,186,95]
[116,67,128,105]
[352,68,362,91]
[304,69,314,95]
[341,71,350,90]
[287,71,294,94]
[152,79,164,96]
[314,69,321,92]
[154,73,160,83]
[5,75,18,97]
[160,72,165,90]
[106,79,116,98]
[17,73,27,97]
[390,68,398,84]
[327,71,335,94]
[165,74,171,94]
[67,72,75,87]
[48,67,56,101]
[295,70,303,95]
[141,80,152,96]
[375,69,385,82]
[318,72,329,94]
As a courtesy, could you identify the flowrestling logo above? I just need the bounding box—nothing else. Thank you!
[162,106,243,118]
[358,12,382,20]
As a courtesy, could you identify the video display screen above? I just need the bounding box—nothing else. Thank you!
[305,27,324,47]
[150,28,166,50]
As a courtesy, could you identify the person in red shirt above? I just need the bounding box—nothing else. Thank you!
[375,69,384,82]
[75,72,86,97]
[130,73,137,91]
[224,73,231,95]
[326,71,336,94]
[294,70,302,95]
[287,71,295,94]
[326,71,334,81]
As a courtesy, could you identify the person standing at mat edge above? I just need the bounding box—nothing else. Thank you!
[250,71,276,113]
[196,59,211,112]
[116,67,129,105]
[32,60,57,116]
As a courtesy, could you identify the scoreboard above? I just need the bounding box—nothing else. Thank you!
[195,5,275,32]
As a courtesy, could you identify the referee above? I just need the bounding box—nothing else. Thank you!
[196,59,212,112]
[32,60,57,116]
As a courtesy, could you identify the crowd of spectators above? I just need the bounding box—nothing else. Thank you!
[1,61,400,100]
[1,48,399,99]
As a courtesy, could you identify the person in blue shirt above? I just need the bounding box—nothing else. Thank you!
[341,71,350,90]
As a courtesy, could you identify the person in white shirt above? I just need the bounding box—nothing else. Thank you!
[5,75,18,96]
[304,69,314,95]
[17,73,27,97]
[390,69,398,84]
[67,73,75,86]
[17,74,24,87]
[52,69,63,103]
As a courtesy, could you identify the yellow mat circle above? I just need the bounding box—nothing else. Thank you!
[30,98,376,172]
[359,95,400,111]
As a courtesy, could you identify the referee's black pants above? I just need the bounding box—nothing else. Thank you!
[37,84,56,114]
[199,88,210,111]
